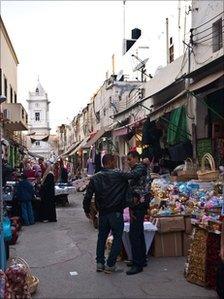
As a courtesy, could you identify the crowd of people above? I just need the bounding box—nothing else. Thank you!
[3,157,70,225]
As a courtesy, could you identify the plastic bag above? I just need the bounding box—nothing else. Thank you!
[3,217,12,241]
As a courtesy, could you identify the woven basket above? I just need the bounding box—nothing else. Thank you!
[15,257,39,295]
[197,153,219,182]
[178,158,198,181]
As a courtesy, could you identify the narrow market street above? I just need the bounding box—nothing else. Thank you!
[10,193,216,299]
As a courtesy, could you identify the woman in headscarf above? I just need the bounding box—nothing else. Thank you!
[40,164,57,222]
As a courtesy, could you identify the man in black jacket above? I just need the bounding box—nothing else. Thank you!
[83,154,141,274]
[126,151,150,275]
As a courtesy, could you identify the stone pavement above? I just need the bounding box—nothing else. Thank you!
[10,193,217,299]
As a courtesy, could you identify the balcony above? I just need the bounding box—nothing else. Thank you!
[2,103,28,131]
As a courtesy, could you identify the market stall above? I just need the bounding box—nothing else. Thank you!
[147,164,223,291]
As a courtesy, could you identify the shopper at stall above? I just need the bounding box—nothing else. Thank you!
[83,154,131,274]
[15,174,35,226]
[40,165,57,222]
[126,150,150,275]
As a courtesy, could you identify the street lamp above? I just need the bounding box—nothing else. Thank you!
[0,95,7,270]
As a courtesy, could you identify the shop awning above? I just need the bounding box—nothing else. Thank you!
[149,90,187,121]
[62,141,81,157]
[83,128,107,149]
[69,136,90,155]
[112,126,129,137]
[188,69,224,93]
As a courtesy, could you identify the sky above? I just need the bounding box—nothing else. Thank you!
[0,0,191,132]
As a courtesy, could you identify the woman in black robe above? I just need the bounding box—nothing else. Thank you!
[40,165,57,222]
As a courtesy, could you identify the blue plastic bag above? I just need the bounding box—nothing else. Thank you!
[3,217,12,241]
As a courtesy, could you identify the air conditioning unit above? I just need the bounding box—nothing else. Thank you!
[3,109,11,121]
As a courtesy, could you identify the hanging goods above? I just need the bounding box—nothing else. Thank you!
[3,217,12,241]
[197,153,219,181]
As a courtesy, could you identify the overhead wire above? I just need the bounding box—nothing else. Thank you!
[192,11,224,30]
[193,24,224,42]
[194,30,224,44]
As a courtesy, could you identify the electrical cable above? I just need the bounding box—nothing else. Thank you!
[188,91,224,122]
[193,30,224,44]
[175,47,188,79]
[192,11,224,30]
[192,49,213,65]
[193,24,224,42]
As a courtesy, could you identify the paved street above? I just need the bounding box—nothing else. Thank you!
[10,193,217,299]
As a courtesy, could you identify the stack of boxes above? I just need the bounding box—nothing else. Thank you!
[152,216,192,257]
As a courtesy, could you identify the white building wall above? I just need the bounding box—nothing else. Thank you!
[191,0,224,71]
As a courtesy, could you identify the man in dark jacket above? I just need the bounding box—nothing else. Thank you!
[126,150,150,275]
[83,154,141,274]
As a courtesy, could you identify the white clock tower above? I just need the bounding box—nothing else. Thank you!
[27,81,52,159]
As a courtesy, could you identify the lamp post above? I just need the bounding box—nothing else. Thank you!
[0,95,7,270]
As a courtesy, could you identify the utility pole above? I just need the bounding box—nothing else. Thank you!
[166,18,170,65]
[187,28,197,162]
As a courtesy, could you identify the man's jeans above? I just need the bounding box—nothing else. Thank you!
[129,209,146,268]
[96,211,124,267]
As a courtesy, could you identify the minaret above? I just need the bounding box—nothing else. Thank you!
[27,81,52,159]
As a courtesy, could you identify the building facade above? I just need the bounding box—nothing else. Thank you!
[0,16,28,167]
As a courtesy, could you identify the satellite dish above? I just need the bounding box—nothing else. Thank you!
[116,70,124,81]
[133,58,149,72]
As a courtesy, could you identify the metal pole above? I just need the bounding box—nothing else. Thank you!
[166,18,169,65]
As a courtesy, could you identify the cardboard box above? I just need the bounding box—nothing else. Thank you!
[156,216,185,233]
[184,216,193,234]
[152,232,183,257]
[182,232,192,256]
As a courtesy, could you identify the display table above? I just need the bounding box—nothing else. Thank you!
[122,221,157,260]
[55,186,76,196]
[54,186,76,207]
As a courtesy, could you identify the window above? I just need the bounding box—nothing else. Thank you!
[10,86,13,103]
[35,112,40,121]
[35,103,39,107]
[14,92,17,103]
[95,111,100,124]
[4,76,7,100]
[169,45,174,63]
[212,18,223,52]
[103,108,106,116]
[170,37,173,45]
[36,141,40,146]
